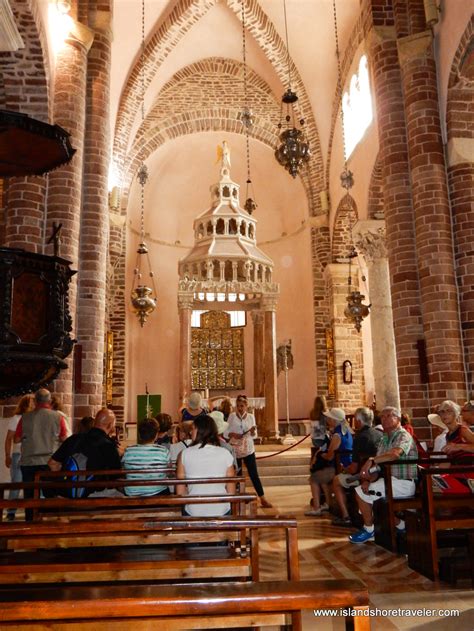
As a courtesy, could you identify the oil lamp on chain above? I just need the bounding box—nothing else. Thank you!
[332,0,370,331]
[130,0,157,327]
[274,0,310,178]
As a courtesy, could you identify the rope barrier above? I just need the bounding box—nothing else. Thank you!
[255,434,311,460]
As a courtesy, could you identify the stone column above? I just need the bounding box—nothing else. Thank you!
[323,264,365,410]
[447,139,474,389]
[178,297,193,405]
[45,18,94,419]
[354,221,400,410]
[367,24,428,418]
[262,298,279,440]
[397,31,466,403]
[251,310,265,428]
[4,176,46,253]
[73,10,112,423]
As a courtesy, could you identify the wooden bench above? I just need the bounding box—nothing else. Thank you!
[0,514,298,585]
[0,474,252,522]
[372,456,467,552]
[405,464,474,582]
[0,578,370,630]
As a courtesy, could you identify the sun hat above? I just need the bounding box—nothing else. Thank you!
[323,408,346,424]
[209,410,228,435]
[188,392,202,410]
[427,413,447,431]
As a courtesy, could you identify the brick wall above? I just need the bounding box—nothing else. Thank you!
[332,194,358,262]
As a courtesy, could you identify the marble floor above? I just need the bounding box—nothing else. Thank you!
[257,484,474,631]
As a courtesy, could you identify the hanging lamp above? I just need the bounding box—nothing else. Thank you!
[332,0,370,331]
[274,0,310,178]
[130,0,157,327]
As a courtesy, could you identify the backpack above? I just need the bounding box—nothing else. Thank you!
[64,451,94,498]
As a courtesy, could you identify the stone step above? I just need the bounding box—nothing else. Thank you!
[245,473,309,487]
[255,457,309,469]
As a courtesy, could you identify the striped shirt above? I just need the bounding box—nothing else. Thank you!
[122,444,170,496]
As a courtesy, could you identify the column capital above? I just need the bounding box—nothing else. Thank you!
[353,220,387,262]
[447,137,474,168]
[177,293,194,310]
[397,30,432,66]
[365,25,396,54]
[261,295,278,312]
[323,262,356,286]
[251,310,264,326]
[66,19,95,52]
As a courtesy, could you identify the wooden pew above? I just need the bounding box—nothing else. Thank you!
[0,578,371,631]
[0,475,251,522]
[372,455,468,552]
[405,464,474,582]
[0,514,298,585]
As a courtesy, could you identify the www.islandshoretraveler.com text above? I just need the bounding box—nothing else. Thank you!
[313,608,460,618]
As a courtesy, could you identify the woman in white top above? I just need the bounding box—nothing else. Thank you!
[224,395,272,508]
[176,415,235,517]
[4,394,34,521]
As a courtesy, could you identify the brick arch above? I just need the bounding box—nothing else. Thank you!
[122,108,277,197]
[0,0,49,121]
[113,0,323,214]
[122,57,280,188]
[447,14,474,141]
[367,154,383,219]
[113,0,219,175]
[331,193,358,262]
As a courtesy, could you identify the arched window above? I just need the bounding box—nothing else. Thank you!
[342,55,373,159]
[216,218,225,234]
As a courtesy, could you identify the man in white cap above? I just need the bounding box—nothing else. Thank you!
[349,406,417,544]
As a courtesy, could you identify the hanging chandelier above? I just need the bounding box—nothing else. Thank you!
[240,0,257,215]
[130,0,157,327]
[274,0,310,178]
[333,0,370,331]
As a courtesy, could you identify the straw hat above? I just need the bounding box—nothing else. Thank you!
[324,408,346,423]
[209,410,228,435]
[427,413,447,431]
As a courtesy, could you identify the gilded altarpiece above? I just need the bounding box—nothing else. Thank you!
[191,311,244,390]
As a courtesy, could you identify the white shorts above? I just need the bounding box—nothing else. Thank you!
[355,476,415,505]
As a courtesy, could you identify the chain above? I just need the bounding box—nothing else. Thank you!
[283,0,292,89]
[332,0,347,171]
[139,0,146,241]
[241,0,255,207]
[141,0,145,125]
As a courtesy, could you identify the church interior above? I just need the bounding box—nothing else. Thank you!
[0,0,473,628]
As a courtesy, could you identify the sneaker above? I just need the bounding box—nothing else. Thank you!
[320,503,329,512]
[304,508,326,517]
[349,528,374,544]
[332,516,352,527]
